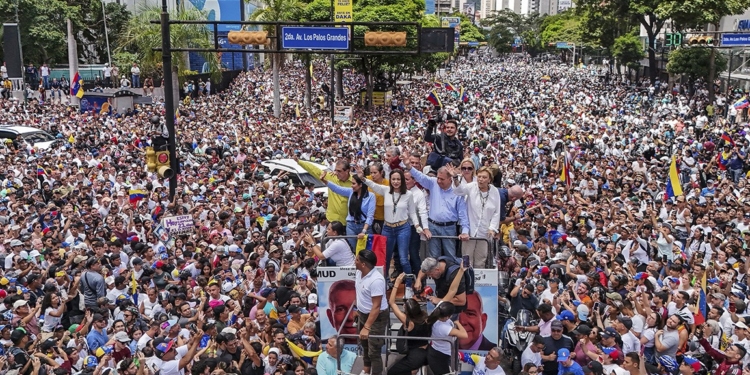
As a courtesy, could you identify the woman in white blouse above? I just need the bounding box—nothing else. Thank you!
[447,165,501,268]
[356,166,420,282]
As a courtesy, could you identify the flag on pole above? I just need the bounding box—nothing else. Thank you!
[694,272,707,325]
[722,131,736,147]
[444,82,457,92]
[664,156,684,200]
[71,72,84,98]
[130,271,139,306]
[36,165,46,176]
[734,96,749,109]
[560,153,571,187]
[433,80,443,88]
[460,87,469,103]
[175,109,181,124]
[129,189,147,206]
[426,91,442,108]
[295,104,301,118]
[309,63,315,82]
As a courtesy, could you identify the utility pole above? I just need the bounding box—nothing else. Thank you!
[161,0,178,200]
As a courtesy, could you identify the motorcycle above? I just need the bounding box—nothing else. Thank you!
[500,309,537,374]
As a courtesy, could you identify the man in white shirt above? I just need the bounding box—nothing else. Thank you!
[615,316,640,355]
[103,64,112,87]
[41,63,50,88]
[155,332,202,375]
[520,335,544,368]
[131,63,141,88]
[406,170,428,269]
[355,250,388,375]
[461,347,506,375]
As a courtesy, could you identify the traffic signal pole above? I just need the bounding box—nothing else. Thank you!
[161,0,178,201]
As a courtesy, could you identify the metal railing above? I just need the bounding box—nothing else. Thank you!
[335,334,459,375]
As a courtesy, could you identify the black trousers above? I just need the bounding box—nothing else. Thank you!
[427,346,453,375]
[387,347,428,375]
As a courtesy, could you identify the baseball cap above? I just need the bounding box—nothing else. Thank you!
[682,356,702,372]
[570,325,592,336]
[605,292,622,301]
[601,346,620,360]
[288,305,301,314]
[308,294,318,304]
[556,310,575,322]
[557,348,571,362]
[551,320,564,330]
[156,339,175,354]
[600,327,620,340]
[12,300,27,310]
[113,331,130,343]
[735,321,749,330]
[83,356,98,368]
[584,361,604,375]
[536,266,550,275]
[633,272,649,280]
[617,316,633,330]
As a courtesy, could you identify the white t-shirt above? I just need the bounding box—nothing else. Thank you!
[471,356,506,375]
[520,346,542,367]
[43,307,61,332]
[322,239,355,266]
[431,319,454,355]
[602,364,630,375]
[621,331,640,355]
[160,345,189,375]
[355,268,387,314]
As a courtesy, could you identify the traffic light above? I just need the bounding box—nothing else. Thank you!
[146,147,156,172]
[364,31,407,47]
[155,151,174,179]
[227,31,268,46]
[688,35,714,46]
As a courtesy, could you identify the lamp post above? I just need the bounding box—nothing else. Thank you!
[160,0,178,200]
[102,0,112,66]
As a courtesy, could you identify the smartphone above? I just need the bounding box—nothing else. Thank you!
[569,290,576,300]
[730,301,737,313]
[594,302,600,310]
[462,255,470,268]
[404,274,415,281]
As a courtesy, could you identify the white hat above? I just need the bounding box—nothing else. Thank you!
[105,276,115,285]
[28,250,40,258]
[736,321,749,330]
[308,293,318,305]
[12,300,27,310]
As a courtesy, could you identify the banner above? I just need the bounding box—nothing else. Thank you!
[441,17,461,50]
[334,0,353,23]
[425,0,435,14]
[318,266,384,352]
[334,106,353,123]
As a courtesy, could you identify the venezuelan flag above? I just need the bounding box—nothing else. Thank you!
[426,91,442,108]
[722,131,736,147]
[129,189,146,205]
[433,80,443,88]
[444,82,457,92]
[36,165,46,176]
[175,109,181,124]
[734,96,749,109]
[664,156,684,199]
[694,272,707,325]
[460,87,469,103]
[71,72,84,98]
[285,339,321,364]
[560,153,571,187]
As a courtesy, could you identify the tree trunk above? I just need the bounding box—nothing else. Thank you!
[304,59,312,109]
[273,54,281,117]
[708,45,716,104]
[335,68,344,98]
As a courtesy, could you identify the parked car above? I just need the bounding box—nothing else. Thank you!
[0,126,59,149]
[261,159,329,196]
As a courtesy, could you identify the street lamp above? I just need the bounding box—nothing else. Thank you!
[102,0,112,66]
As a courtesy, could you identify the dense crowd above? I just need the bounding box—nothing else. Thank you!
[0,51,748,375]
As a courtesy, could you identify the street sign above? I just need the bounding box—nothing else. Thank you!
[161,215,194,235]
[722,33,750,46]
[281,27,349,50]
[556,42,569,48]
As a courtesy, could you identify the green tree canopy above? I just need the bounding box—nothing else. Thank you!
[612,31,645,69]
[667,47,727,82]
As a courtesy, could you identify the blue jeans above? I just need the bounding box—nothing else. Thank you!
[382,222,411,281]
[132,74,140,88]
[408,226,422,275]
[42,76,49,89]
[428,222,458,263]
[345,221,370,250]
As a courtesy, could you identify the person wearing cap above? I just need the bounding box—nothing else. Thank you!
[613,316,639,355]
[112,331,132,362]
[287,304,317,335]
[81,257,106,309]
[355,250,388,375]
[556,348,584,375]
[86,313,110,351]
[540,320,575,375]
[596,347,627,375]
[12,300,41,338]
[156,327,204,375]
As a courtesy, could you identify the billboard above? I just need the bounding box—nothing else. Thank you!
[426,0,435,14]
[441,17,461,49]
[334,0,353,23]
[185,0,244,32]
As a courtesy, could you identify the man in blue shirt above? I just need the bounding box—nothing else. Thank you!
[86,313,110,351]
[557,348,584,375]
[316,336,356,375]
[402,151,469,263]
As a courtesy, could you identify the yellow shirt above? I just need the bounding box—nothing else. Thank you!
[287,314,311,334]
[298,160,352,224]
[368,178,389,221]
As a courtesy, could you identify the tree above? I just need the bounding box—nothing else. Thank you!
[117,6,221,84]
[250,0,304,117]
[661,0,750,101]
[482,10,544,55]
[0,0,82,64]
[612,31,645,72]
[78,1,131,64]
[667,47,728,91]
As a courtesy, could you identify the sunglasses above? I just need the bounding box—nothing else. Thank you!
[461,167,474,171]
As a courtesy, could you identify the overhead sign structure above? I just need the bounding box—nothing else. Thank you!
[161,215,194,235]
[722,33,750,46]
[556,42,570,48]
[281,27,349,50]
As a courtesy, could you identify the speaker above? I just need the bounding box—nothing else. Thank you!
[420,28,454,53]
[2,24,24,78]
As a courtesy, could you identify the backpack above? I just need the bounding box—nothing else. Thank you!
[438,256,474,295]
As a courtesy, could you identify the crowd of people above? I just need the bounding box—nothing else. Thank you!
[0,50,747,375]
